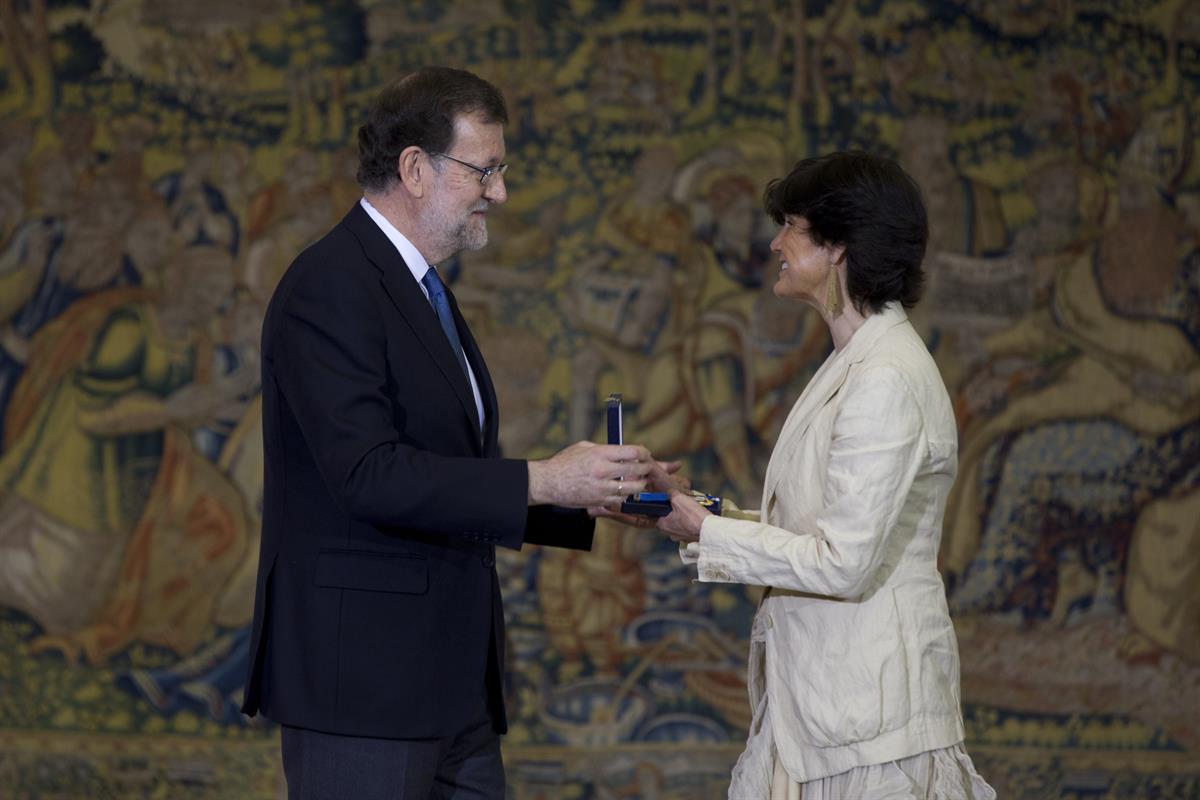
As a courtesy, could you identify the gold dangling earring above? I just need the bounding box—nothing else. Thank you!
[824,267,842,317]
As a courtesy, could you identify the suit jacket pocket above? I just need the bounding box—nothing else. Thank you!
[314,549,429,594]
[771,590,911,748]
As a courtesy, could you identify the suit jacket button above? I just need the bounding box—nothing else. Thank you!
[481,550,495,567]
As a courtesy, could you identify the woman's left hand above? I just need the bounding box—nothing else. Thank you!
[657,489,711,544]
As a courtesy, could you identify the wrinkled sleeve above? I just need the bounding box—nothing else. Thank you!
[679,500,760,565]
[693,367,926,599]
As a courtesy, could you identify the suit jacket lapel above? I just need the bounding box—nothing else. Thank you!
[446,286,496,452]
[760,351,854,509]
[760,304,912,511]
[342,205,483,447]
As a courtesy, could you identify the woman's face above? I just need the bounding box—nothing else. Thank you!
[769,215,841,306]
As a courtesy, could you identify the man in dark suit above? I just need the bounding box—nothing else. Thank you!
[241,66,664,799]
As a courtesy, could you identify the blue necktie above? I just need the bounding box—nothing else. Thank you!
[421,267,472,388]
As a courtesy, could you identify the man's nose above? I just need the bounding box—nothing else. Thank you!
[484,174,507,204]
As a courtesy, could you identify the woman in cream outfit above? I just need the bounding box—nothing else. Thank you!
[658,152,995,799]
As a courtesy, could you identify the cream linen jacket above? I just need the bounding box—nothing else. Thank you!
[684,303,965,783]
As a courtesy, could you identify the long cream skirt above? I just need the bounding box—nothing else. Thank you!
[768,742,996,800]
[731,625,996,800]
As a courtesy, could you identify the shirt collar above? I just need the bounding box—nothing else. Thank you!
[360,196,433,289]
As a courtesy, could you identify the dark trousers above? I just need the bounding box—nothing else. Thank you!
[280,713,504,800]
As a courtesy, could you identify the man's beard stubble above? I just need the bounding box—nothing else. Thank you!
[457,207,489,252]
[427,198,489,261]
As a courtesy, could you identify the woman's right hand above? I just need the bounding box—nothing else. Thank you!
[657,489,711,544]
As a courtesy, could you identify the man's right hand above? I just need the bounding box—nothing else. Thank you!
[527,441,654,509]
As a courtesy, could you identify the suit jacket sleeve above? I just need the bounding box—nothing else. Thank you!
[270,259,532,544]
[523,505,594,551]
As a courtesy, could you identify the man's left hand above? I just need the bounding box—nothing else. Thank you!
[588,459,686,528]
[647,460,690,493]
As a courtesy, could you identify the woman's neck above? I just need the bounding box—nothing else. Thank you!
[826,302,870,352]
[818,266,871,351]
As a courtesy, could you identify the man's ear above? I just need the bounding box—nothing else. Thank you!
[397,146,426,198]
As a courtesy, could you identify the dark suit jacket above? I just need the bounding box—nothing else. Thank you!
[241,203,594,739]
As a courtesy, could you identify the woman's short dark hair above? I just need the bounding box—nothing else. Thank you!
[357,66,508,192]
[763,150,929,312]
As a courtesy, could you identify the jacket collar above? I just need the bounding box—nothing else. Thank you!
[341,203,488,449]
[761,303,909,508]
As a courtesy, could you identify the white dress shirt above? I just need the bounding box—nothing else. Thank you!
[360,197,485,430]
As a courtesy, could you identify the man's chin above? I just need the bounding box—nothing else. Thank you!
[463,220,489,250]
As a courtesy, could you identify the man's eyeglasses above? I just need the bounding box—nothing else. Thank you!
[430,152,509,185]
